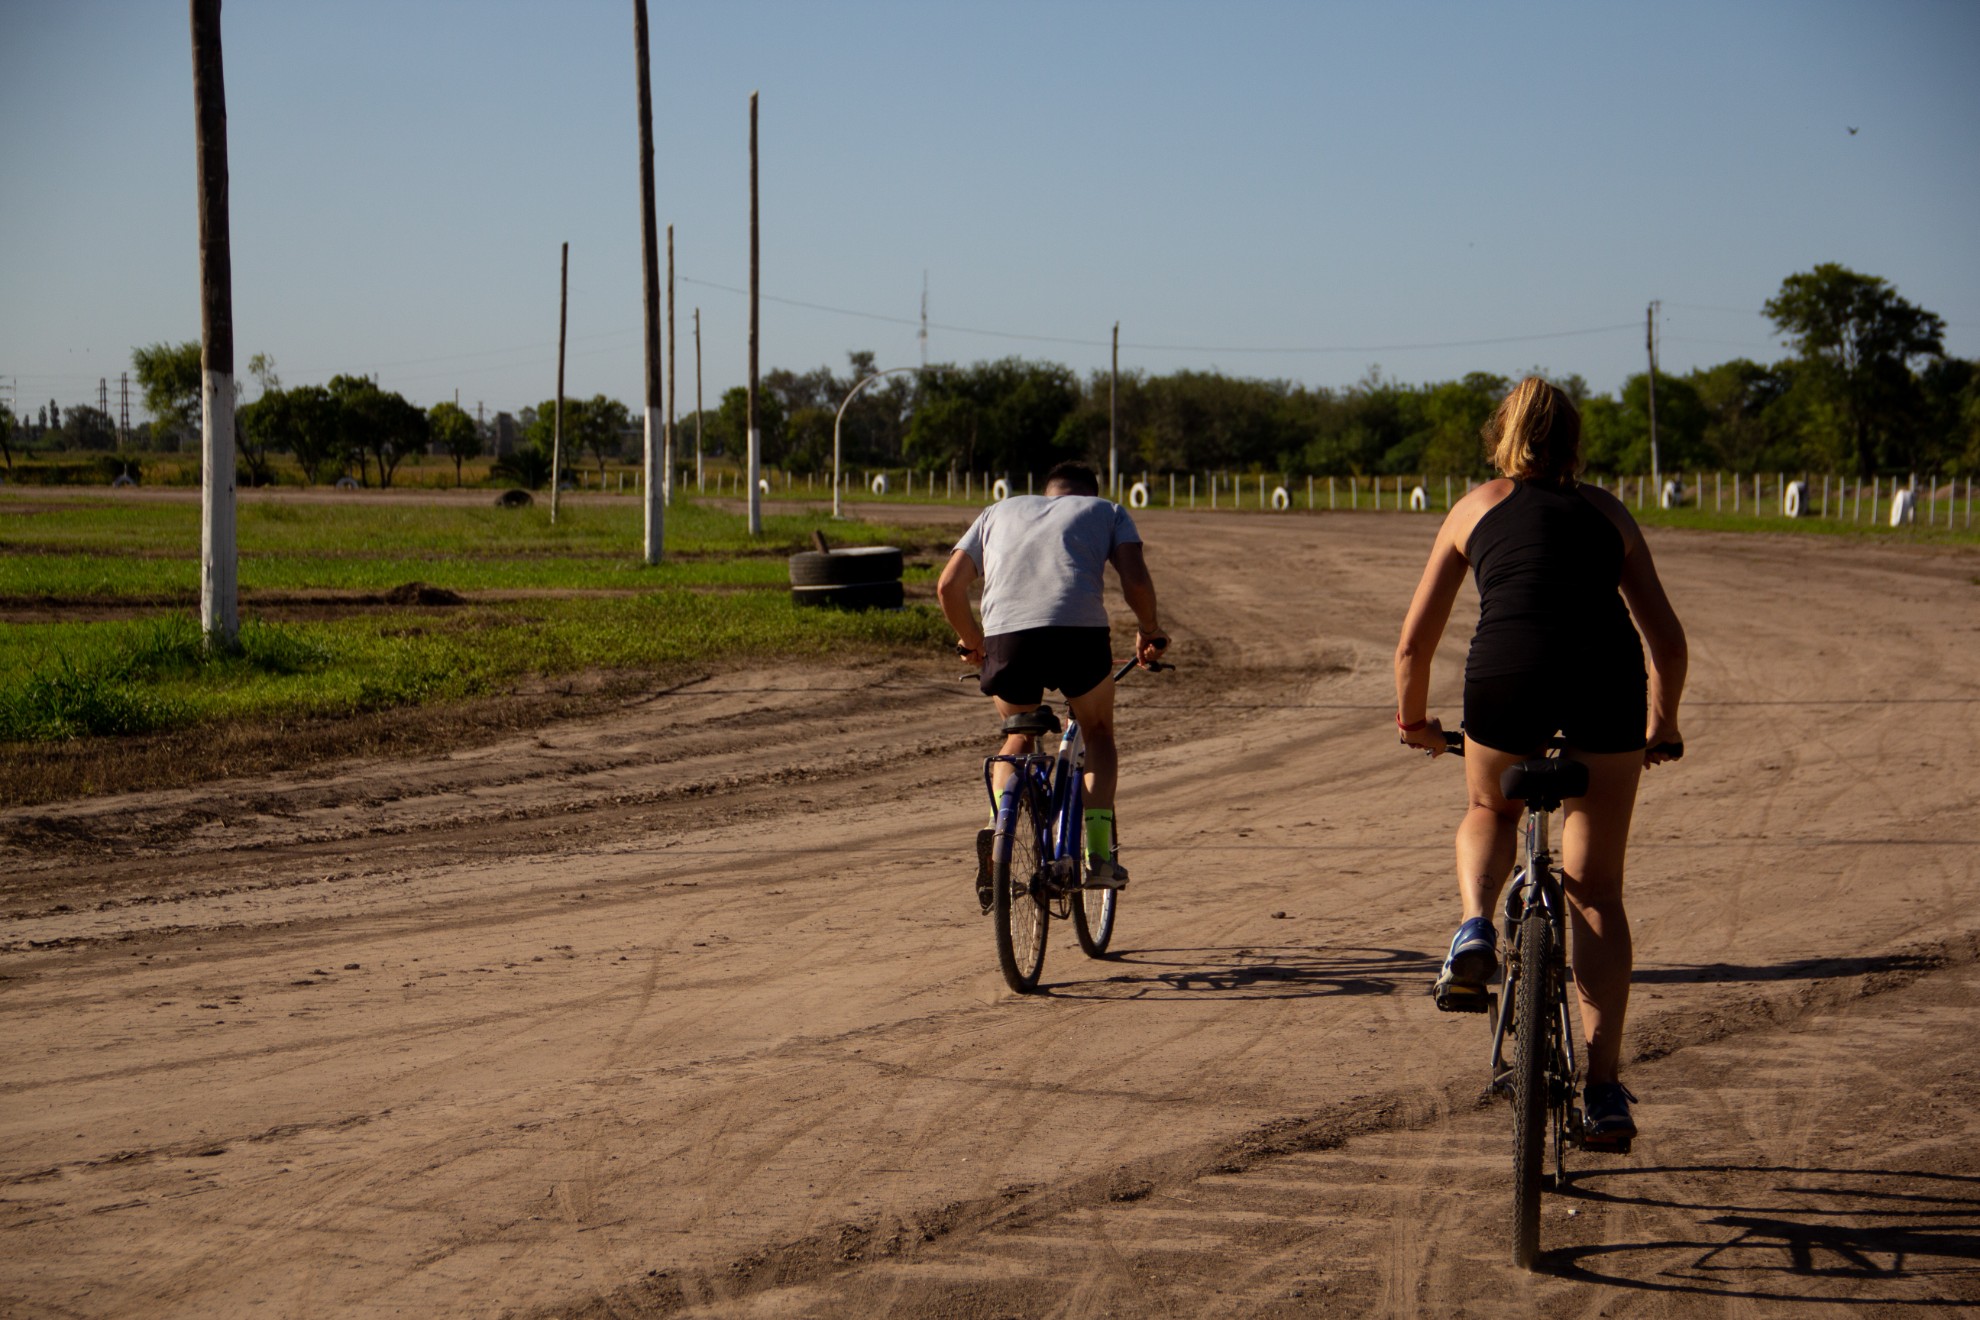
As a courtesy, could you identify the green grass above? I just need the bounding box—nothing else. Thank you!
[0,494,955,744]
[0,597,950,742]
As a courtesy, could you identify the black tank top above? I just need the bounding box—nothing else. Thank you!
[1464,479,1643,681]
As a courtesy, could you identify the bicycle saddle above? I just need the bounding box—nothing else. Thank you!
[1000,707,1062,737]
[1500,758,1589,807]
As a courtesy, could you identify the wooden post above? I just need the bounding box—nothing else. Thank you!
[693,307,704,491]
[633,0,661,558]
[190,0,236,648]
[746,91,762,535]
[552,241,568,525]
[666,222,676,509]
[1109,322,1118,501]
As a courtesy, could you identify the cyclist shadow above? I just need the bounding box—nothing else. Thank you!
[1538,1163,1980,1301]
[1633,952,1945,985]
[1038,945,1439,1000]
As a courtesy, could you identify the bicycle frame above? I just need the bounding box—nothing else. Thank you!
[981,716,1086,913]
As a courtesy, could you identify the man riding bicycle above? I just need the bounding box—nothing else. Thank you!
[937,461,1168,903]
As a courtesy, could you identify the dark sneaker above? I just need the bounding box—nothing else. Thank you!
[975,827,995,912]
[1083,855,1129,890]
[1432,916,1498,1013]
[1581,1082,1639,1151]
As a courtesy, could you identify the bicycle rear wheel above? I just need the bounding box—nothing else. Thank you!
[1509,908,1554,1270]
[1072,862,1117,957]
[992,788,1050,993]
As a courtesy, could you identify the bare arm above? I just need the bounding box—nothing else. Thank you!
[1618,534,1688,763]
[1108,541,1168,665]
[1393,511,1470,754]
[936,549,984,663]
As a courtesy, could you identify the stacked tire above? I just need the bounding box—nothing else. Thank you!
[789,546,904,610]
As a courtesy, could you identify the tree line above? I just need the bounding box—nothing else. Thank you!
[9,263,1966,485]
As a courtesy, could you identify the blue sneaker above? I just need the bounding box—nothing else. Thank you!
[1432,917,1498,1013]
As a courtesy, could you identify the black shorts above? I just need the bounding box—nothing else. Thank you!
[1463,669,1647,755]
[979,627,1113,705]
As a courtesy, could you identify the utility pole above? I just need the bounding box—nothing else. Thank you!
[919,271,928,369]
[1646,300,1660,491]
[552,241,568,525]
[666,222,676,508]
[98,377,108,419]
[1109,322,1119,501]
[746,90,761,535]
[693,306,704,491]
[119,372,130,448]
[190,0,237,648]
[634,0,663,560]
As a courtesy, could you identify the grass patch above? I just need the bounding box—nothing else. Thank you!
[0,595,950,746]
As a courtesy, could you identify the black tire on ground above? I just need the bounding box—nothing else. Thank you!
[788,546,903,586]
[495,489,533,508]
[1073,856,1117,957]
[789,581,905,611]
[1510,910,1553,1270]
[993,788,1050,993]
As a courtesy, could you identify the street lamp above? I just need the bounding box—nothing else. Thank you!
[832,366,923,519]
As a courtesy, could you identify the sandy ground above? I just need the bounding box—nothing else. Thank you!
[3,506,1978,1318]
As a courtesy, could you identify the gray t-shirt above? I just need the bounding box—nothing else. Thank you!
[954,494,1141,635]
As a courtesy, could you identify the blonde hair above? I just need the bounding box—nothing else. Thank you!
[1485,377,1581,484]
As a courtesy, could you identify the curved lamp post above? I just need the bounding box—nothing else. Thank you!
[833,366,924,519]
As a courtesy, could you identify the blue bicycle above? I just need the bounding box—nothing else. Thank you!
[983,657,1169,993]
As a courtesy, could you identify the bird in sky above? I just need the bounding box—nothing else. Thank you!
[1848,126,1860,135]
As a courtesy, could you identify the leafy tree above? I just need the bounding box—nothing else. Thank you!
[327,374,427,488]
[240,385,332,484]
[491,443,553,490]
[58,404,119,452]
[428,400,482,486]
[1764,264,1944,475]
[1413,374,1505,477]
[132,340,203,449]
[704,386,787,467]
[1582,372,1708,475]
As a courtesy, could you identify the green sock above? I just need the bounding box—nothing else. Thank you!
[1084,808,1115,861]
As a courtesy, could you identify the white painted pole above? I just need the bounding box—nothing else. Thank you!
[1189,474,1195,509]
[191,0,236,647]
[1329,475,1335,510]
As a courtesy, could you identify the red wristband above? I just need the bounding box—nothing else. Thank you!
[1396,713,1428,732]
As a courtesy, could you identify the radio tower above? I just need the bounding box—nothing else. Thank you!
[120,373,131,447]
[919,270,928,369]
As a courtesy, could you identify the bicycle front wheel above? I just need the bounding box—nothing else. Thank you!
[992,788,1050,993]
[1509,909,1554,1270]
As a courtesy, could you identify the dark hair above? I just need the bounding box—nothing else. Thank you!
[1043,461,1101,496]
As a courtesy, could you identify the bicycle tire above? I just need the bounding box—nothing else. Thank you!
[1072,865,1117,957]
[992,788,1050,993]
[1510,909,1553,1270]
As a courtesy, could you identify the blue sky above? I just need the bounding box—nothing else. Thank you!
[3,0,1976,424]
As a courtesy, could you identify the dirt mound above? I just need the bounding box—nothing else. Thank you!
[382,581,466,606]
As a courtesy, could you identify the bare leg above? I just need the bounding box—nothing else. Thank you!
[988,697,1037,801]
[1457,738,1533,921]
[1064,677,1118,810]
[1560,749,1644,1086]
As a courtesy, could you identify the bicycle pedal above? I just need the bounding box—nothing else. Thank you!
[1431,979,1490,1014]
[1578,1135,1633,1155]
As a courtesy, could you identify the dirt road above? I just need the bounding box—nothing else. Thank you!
[4,509,1977,1317]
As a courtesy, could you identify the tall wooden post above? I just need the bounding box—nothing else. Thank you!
[552,241,568,525]
[746,90,762,535]
[1109,322,1119,501]
[666,223,677,506]
[191,0,236,648]
[634,0,663,560]
[1645,300,1661,490]
[693,306,704,491]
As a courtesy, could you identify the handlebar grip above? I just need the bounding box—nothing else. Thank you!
[1442,731,1466,756]
[1649,741,1684,760]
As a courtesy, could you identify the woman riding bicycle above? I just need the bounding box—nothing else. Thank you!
[1392,376,1687,1147]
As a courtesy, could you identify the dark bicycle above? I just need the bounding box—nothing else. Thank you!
[1438,728,1680,1269]
[980,656,1169,993]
